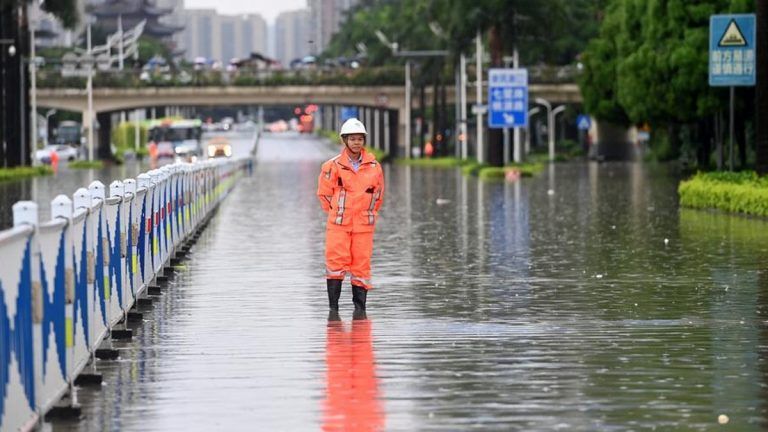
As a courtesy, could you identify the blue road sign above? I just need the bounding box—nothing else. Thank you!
[576,115,591,131]
[488,68,528,129]
[709,14,756,86]
[340,106,359,122]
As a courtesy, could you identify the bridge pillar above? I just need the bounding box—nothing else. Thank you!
[383,109,390,156]
[97,111,112,160]
[374,109,380,150]
[364,107,372,149]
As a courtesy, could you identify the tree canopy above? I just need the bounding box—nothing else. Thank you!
[580,0,754,127]
[0,0,79,28]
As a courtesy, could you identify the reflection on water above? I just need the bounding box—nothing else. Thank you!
[324,313,384,432]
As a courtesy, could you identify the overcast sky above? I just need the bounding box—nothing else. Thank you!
[184,0,309,23]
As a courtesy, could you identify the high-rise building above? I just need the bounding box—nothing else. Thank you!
[307,0,359,54]
[179,10,267,62]
[275,9,310,67]
[239,14,268,57]
[181,9,220,60]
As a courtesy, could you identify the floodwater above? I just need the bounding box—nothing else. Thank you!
[26,133,768,430]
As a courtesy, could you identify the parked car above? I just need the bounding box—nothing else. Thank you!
[34,144,79,164]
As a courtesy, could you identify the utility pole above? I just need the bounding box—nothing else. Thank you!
[756,0,768,174]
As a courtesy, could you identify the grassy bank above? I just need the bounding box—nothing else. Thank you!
[396,157,465,168]
[0,166,53,182]
[678,171,768,217]
[396,156,545,180]
[68,160,105,169]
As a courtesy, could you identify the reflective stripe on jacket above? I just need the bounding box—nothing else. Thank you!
[317,148,384,232]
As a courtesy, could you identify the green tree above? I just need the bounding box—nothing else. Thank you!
[580,0,755,164]
[0,0,79,27]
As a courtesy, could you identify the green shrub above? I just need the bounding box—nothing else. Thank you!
[68,160,104,169]
[112,121,148,161]
[396,157,463,168]
[366,146,388,162]
[461,161,486,176]
[317,129,339,142]
[477,162,544,180]
[508,161,545,177]
[679,171,768,217]
[478,167,506,180]
[0,166,53,182]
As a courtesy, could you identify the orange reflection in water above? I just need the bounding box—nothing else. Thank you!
[323,314,385,432]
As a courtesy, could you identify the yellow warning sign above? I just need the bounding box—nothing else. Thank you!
[719,20,747,47]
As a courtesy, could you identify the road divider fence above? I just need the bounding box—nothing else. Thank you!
[0,156,253,431]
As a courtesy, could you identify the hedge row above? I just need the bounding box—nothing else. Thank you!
[678,171,768,217]
[0,166,53,182]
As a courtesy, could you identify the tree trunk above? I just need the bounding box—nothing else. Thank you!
[97,111,113,160]
[756,0,768,174]
[432,72,439,157]
[0,2,27,167]
[419,84,425,157]
[486,25,504,166]
[440,76,447,156]
[696,118,712,170]
[737,103,747,169]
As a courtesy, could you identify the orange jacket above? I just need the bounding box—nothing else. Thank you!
[318,148,384,232]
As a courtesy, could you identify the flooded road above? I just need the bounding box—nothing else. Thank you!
[38,133,768,430]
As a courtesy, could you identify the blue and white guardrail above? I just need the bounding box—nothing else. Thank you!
[0,157,251,431]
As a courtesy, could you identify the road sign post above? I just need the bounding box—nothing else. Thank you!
[488,68,528,168]
[710,14,756,171]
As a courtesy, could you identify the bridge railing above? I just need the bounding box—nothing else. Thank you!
[0,156,253,431]
[36,65,580,89]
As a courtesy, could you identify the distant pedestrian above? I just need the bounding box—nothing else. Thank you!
[147,141,158,168]
[317,118,384,312]
[49,149,59,172]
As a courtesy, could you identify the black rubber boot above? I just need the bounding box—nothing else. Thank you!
[327,279,342,311]
[352,285,367,311]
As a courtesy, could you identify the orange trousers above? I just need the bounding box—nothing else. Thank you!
[325,229,374,290]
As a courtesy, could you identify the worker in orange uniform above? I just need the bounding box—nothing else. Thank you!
[49,148,59,173]
[318,118,384,312]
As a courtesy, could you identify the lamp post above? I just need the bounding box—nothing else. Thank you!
[374,30,447,159]
[28,4,40,164]
[475,30,484,164]
[534,97,566,161]
[61,19,145,162]
[86,22,94,162]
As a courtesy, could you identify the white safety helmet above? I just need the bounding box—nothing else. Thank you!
[339,118,367,136]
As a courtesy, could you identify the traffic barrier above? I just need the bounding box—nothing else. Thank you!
[0,157,252,431]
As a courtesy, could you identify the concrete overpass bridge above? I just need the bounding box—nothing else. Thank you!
[37,83,582,159]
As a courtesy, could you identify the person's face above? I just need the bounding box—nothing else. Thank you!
[344,134,365,154]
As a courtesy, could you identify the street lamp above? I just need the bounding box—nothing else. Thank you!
[534,97,566,161]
